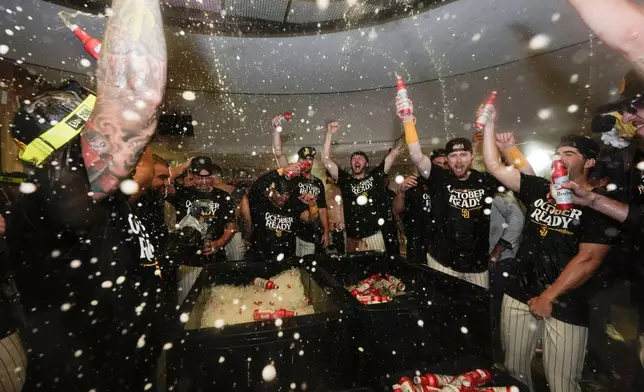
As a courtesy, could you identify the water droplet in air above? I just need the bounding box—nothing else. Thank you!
[121,110,141,122]
[290,383,297,390]
[182,91,196,101]
[606,183,617,191]
[74,350,83,357]
[293,332,300,340]
[119,179,139,195]
[19,182,37,194]
[357,195,368,206]
[528,34,551,50]
[395,175,404,184]
[368,28,378,41]
[417,320,424,327]
[262,364,277,381]
[0,45,8,55]
[484,197,493,204]
[537,108,552,120]
[5,30,14,36]
[460,326,469,334]
[316,0,329,10]
[218,356,225,363]
[334,195,342,203]
[431,137,440,145]
[569,74,579,84]
[144,383,152,391]
[484,209,491,215]
[358,347,364,352]
[276,253,285,262]
[275,318,283,327]
[70,259,81,268]
[378,218,385,226]
[214,319,225,328]
[551,13,561,22]
[116,276,126,285]
[79,58,91,68]
[636,161,644,171]
[471,33,481,42]
[298,350,304,356]
[180,313,189,323]
[163,342,173,350]
[567,105,579,113]
[60,303,71,311]
[101,280,113,288]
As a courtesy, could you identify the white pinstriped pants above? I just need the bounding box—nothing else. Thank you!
[177,266,202,304]
[501,294,588,392]
[296,237,316,257]
[347,232,386,253]
[426,254,489,289]
[0,332,26,392]
[224,232,246,261]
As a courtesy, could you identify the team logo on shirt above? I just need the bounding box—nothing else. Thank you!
[299,182,320,197]
[186,199,220,222]
[530,198,582,236]
[127,213,161,278]
[447,185,485,219]
[351,177,375,196]
[265,212,294,237]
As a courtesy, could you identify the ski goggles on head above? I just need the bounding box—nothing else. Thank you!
[15,94,96,166]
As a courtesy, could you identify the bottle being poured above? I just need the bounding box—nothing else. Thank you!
[59,11,101,60]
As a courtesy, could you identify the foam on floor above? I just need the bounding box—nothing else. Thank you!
[200,267,315,328]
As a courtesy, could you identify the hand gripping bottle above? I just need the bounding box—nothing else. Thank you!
[396,77,412,117]
[551,156,574,210]
[284,160,312,180]
[474,91,498,130]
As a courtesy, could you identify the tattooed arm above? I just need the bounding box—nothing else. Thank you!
[82,0,167,199]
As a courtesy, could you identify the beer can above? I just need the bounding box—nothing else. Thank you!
[399,377,416,392]
[381,279,398,294]
[415,373,453,388]
[477,387,519,392]
[385,274,406,291]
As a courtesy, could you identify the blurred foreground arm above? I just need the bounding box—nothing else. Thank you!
[569,0,644,75]
[271,115,289,168]
[82,0,167,199]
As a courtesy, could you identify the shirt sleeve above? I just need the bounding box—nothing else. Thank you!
[337,168,352,186]
[423,164,447,189]
[518,173,550,207]
[316,179,327,208]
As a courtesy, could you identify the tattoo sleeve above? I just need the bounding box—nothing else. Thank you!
[81,0,167,199]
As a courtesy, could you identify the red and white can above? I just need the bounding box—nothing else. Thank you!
[381,279,398,294]
[396,77,412,117]
[414,373,453,388]
[450,369,492,388]
[284,160,312,180]
[392,384,403,392]
[253,309,272,321]
[551,156,573,210]
[355,281,371,293]
[477,387,519,392]
[252,277,278,290]
[398,377,416,392]
[385,274,406,291]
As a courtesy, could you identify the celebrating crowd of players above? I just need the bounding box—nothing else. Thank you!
[1,0,644,391]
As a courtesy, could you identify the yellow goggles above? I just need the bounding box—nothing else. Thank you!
[16,94,96,166]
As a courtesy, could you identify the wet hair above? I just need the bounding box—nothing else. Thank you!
[12,80,91,145]
[152,154,169,167]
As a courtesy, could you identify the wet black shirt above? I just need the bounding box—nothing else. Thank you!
[167,187,235,241]
[403,182,432,263]
[7,138,164,390]
[248,171,306,261]
[337,162,388,239]
[293,175,326,243]
[506,173,619,327]
[425,165,499,272]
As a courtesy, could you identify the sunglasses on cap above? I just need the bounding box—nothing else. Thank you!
[618,95,644,115]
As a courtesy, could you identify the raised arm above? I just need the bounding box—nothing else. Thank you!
[171,158,192,180]
[322,122,341,180]
[495,132,536,175]
[271,115,289,168]
[81,0,167,199]
[395,97,432,179]
[482,107,521,193]
[384,135,405,174]
[569,0,644,75]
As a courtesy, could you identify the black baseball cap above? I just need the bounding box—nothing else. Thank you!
[445,138,473,154]
[557,135,600,159]
[270,176,295,194]
[297,147,316,160]
[350,151,369,163]
[430,149,447,161]
[190,156,213,176]
[590,114,617,133]
[596,70,644,114]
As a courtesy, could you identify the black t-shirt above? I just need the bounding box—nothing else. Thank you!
[167,187,235,242]
[506,173,619,326]
[404,182,432,262]
[425,165,499,272]
[628,148,644,205]
[248,171,306,261]
[337,162,388,239]
[7,138,164,389]
[293,176,326,242]
[134,194,169,259]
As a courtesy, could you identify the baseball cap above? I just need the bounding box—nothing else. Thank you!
[350,151,369,163]
[297,147,316,160]
[430,148,447,161]
[270,176,295,194]
[189,156,213,176]
[596,70,644,114]
[445,138,473,154]
[557,135,600,159]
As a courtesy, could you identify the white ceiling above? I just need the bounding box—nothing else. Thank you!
[0,0,635,174]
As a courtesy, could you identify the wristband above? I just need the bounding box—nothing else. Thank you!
[502,146,528,169]
[403,120,419,144]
